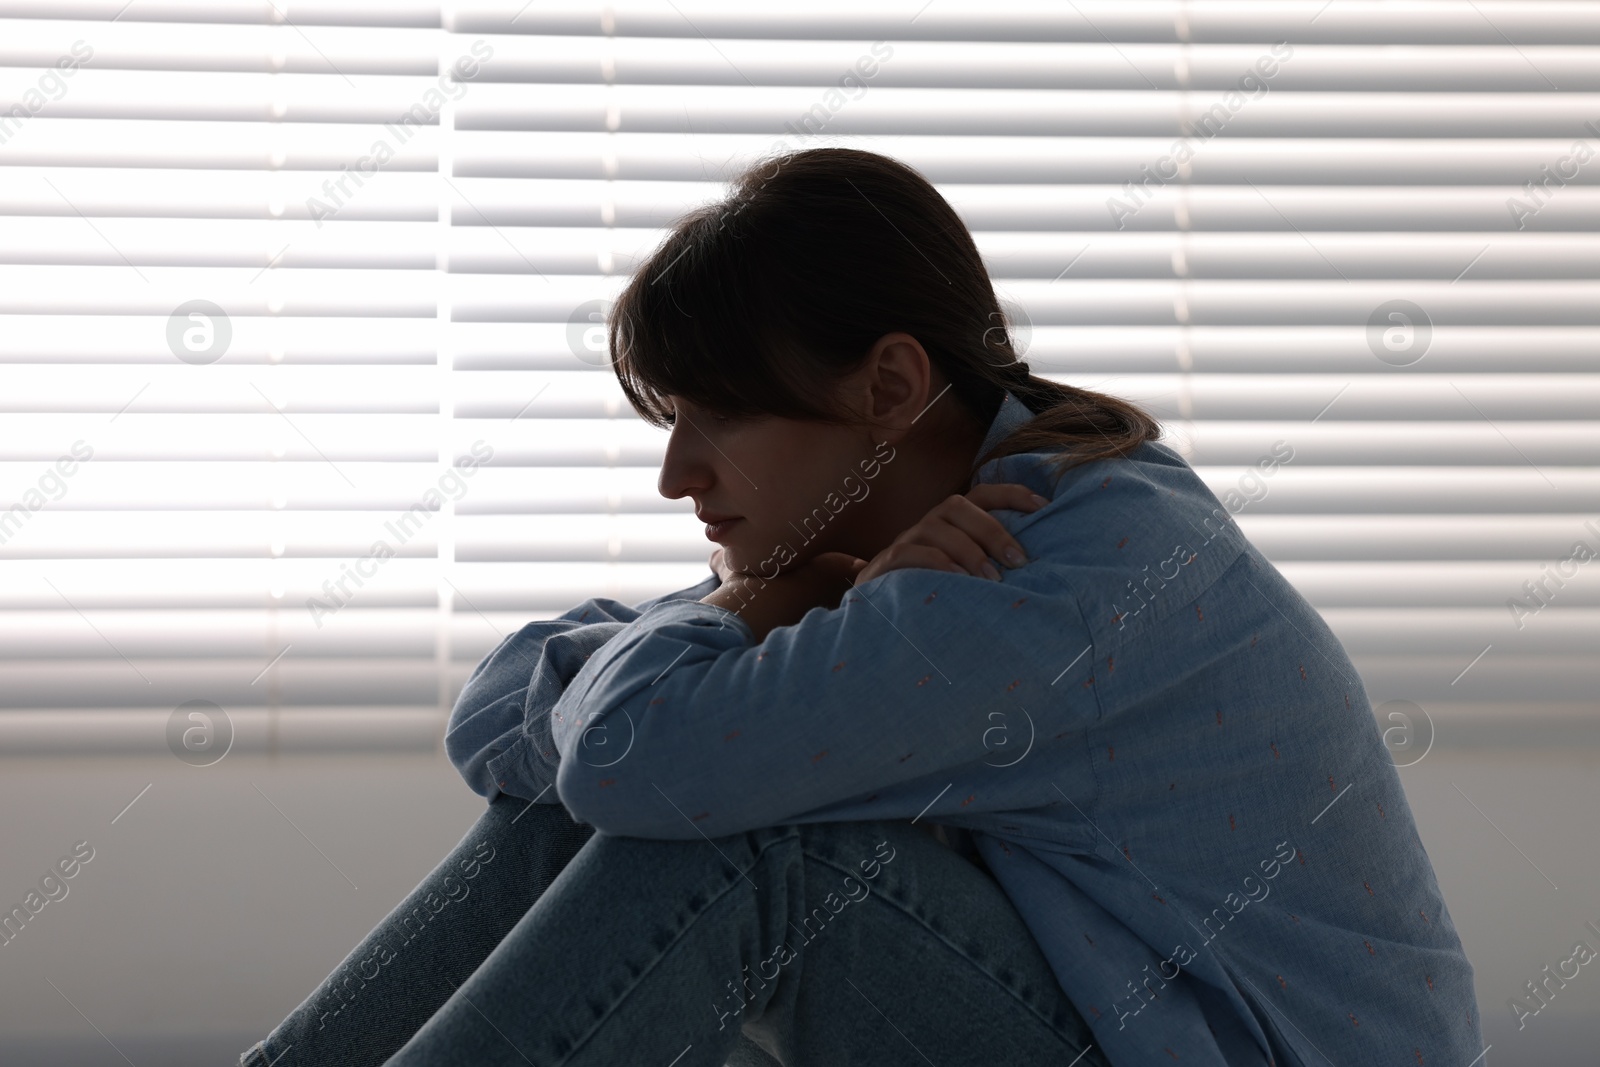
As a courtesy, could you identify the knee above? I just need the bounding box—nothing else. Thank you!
[581,823,796,867]
[566,825,810,913]
[489,792,583,828]
[793,820,907,876]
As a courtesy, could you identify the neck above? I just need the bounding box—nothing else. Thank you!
[848,405,988,560]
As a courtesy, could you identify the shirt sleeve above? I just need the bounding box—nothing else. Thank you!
[548,556,1098,839]
[443,570,722,804]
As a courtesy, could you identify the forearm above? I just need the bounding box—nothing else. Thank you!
[445,671,590,804]
[447,573,722,802]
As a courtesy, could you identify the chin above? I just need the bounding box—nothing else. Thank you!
[724,543,779,579]
[718,544,754,574]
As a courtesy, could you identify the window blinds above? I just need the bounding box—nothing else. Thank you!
[2,1,1595,757]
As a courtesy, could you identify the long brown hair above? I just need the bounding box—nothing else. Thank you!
[606,147,1160,487]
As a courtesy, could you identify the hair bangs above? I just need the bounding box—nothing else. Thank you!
[609,202,841,429]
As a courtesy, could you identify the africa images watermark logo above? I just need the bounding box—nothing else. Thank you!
[1105,42,1295,229]
[0,40,92,146]
[0,841,96,952]
[711,838,898,1032]
[305,442,495,628]
[1366,299,1432,367]
[1111,839,1299,1030]
[1505,518,1600,631]
[305,40,495,226]
[0,440,93,548]
[1505,120,1600,230]
[166,699,234,767]
[1374,699,1435,768]
[1109,440,1294,633]
[308,838,498,1034]
[167,299,233,364]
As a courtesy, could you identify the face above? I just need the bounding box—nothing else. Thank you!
[657,395,890,578]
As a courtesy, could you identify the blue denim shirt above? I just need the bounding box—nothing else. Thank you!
[446,390,1483,1067]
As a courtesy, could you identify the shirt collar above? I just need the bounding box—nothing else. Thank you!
[969,388,1035,488]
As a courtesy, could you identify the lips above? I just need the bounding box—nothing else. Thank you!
[703,517,742,542]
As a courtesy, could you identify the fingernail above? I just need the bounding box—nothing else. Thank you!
[1003,547,1025,567]
[1030,494,1049,508]
[981,561,1002,581]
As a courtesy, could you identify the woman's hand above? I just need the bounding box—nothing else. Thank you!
[851,483,1049,586]
[701,483,1048,640]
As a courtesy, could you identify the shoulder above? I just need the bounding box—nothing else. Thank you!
[636,572,721,612]
[982,440,1240,554]
[979,440,1251,624]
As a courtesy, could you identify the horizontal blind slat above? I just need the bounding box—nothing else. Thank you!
[2,4,1595,743]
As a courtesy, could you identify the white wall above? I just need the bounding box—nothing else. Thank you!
[0,744,1595,1065]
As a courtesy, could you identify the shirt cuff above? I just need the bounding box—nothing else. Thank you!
[484,733,560,805]
[640,596,758,644]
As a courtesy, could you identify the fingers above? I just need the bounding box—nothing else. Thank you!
[944,487,1047,575]
[966,482,1050,514]
[857,544,967,587]
[917,512,1006,579]
[854,484,1049,587]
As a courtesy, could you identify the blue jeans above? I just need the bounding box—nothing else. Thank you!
[239,794,1108,1067]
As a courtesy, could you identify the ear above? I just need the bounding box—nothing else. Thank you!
[859,331,935,442]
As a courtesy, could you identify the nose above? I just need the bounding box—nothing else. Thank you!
[656,421,713,503]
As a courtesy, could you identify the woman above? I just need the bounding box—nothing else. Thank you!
[241,148,1481,1066]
